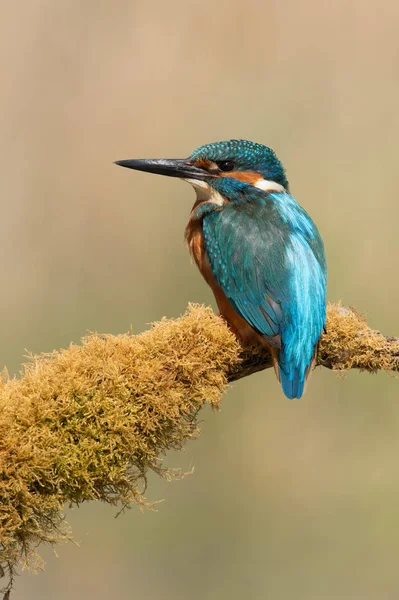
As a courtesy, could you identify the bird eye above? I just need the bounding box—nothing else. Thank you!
[217,160,235,172]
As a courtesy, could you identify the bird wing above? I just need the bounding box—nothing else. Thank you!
[202,194,327,399]
[202,196,326,340]
[202,205,290,346]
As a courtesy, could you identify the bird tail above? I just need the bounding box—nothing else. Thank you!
[279,368,305,399]
[277,348,317,400]
[266,343,316,399]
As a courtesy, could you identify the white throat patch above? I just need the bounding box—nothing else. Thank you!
[184,177,284,205]
[184,178,225,206]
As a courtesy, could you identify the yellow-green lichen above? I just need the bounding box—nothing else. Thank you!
[0,305,240,591]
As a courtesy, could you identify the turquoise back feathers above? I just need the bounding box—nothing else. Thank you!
[202,180,326,398]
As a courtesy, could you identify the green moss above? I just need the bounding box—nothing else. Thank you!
[319,304,399,372]
[0,301,396,594]
[0,305,240,591]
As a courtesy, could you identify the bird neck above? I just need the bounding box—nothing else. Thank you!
[208,176,287,206]
[186,180,228,222]
[187,176,287,221]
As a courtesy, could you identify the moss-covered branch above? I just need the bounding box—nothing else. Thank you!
[0,303,397,595]
[228,304,399,380]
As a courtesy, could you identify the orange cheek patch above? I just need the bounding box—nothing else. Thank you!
[193,158,213,169]
[220,171,263,184]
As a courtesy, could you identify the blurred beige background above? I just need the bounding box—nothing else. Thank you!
[1,1,399,599]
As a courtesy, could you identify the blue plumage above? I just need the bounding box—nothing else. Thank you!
[116,138,327,399]
[201,180,326,399]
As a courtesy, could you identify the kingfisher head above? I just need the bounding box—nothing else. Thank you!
[115,139,289,204]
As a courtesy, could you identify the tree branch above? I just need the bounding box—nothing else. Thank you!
[0,302,397,595]
[228,304,399,381]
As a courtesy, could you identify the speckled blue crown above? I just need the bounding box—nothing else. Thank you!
[190,139,288,188]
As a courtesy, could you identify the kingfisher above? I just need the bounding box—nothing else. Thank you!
[116,139,327,399]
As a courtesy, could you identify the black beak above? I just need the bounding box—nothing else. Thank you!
[114,158,209,180]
